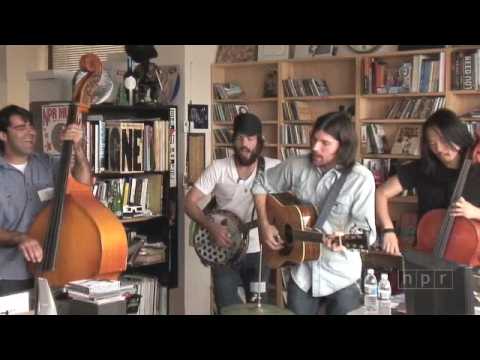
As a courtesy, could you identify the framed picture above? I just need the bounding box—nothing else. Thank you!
[257,45,290,61]
[186,133,206,186]
[216,45,257,63]
[188,104,209,131]
[294,45,334,59]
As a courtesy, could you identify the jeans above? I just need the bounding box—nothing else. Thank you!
[212,252,271,311]
[287,278,362,315]
[0,279,34,297]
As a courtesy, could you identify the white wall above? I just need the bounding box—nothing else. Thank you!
[6,46,48,107]
[154,45,217,315]
[0,46,6,107]
[182,45,217,314]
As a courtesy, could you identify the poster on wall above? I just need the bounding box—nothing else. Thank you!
[41,103,69,155]
[188,104,209,131]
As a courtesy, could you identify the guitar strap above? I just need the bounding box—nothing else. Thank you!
[249,156,265,225]
[313,168,351,232]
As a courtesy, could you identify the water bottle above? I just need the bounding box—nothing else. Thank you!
[364,268,378,313]
[378,273,392,315]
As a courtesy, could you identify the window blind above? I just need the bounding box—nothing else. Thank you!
[51,45,125,71]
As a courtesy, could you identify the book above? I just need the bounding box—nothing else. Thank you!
[65,279,121,295]
[41,103,70,156]
[391,125,421,156]
[105,122,145,173]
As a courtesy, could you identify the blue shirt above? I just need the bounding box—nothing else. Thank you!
[252,155,376,297]
[0,153,59,280]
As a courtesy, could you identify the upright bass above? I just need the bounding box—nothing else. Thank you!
[416,131,480,266]
[28,54,128,287]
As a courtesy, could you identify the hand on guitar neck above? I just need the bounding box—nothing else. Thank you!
[324,231,348,253]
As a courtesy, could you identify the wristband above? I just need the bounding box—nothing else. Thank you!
[381,228,396,235]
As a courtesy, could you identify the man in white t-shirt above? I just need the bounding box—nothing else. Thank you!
[185,113,281,311]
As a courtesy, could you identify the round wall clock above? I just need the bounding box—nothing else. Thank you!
[348,45,381,53]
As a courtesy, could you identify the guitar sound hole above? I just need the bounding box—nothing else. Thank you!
[279,248,291,256]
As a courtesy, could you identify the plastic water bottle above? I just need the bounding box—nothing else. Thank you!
[364,268,378,313]
[378,273,392,315]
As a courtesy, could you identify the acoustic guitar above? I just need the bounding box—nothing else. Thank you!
[264,193,369,269]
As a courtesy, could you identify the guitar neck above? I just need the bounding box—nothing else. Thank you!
[289,228,369,250]
[290,229,325,243]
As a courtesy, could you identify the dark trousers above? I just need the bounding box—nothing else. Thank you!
[287,278,362,315]
[0,279,34,297]
[212,252,271,311]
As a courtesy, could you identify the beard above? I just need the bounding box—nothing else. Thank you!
[234,143,262,166]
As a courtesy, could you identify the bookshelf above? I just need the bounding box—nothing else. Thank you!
[87,104,178,290]
[211,46,480,308]
[30,102,179,299]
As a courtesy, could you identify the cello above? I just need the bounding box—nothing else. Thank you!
[415,131,480,266]
[27,53,128,288]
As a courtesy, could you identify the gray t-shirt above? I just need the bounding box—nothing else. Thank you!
[0,153,60,280]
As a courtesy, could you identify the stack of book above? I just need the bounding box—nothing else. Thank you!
[65,279,136,305]
[213,103,249,122]
[363,53,445,94]
[282,101,313,121]
[280,148,310,160]
[384,97,446,119]
[282,78,330,97]
[283,124,310,145]
[213,83,243,99]
[121,274,168,315]
[452,49,480,90]
[213,128,233,144]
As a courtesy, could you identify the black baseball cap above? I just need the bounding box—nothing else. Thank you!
[233,113,262,138]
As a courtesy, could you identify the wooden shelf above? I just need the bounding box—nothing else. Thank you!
[282,121,315,125]
[283,144,310,148]
[360,119,426,124]
[390,196,417,204]
[360,48,444,58]
[215,143,278,147]
[94,171,167,177]
[450,90,480,96]
[361,92,445,99]
[214,98,277,103]
[120,215,164,224]
[284,95,355,101]
[212,60,278,68]
[283,55,356,64]
[128,259,167,268]
[363,153,420,160]
[214,121,278,125]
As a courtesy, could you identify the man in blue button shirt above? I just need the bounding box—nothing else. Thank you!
[253,111,376,315]
[0,105,91,296]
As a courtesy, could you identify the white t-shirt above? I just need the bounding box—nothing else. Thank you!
[194,156,281,253]
[9,162,27,173]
